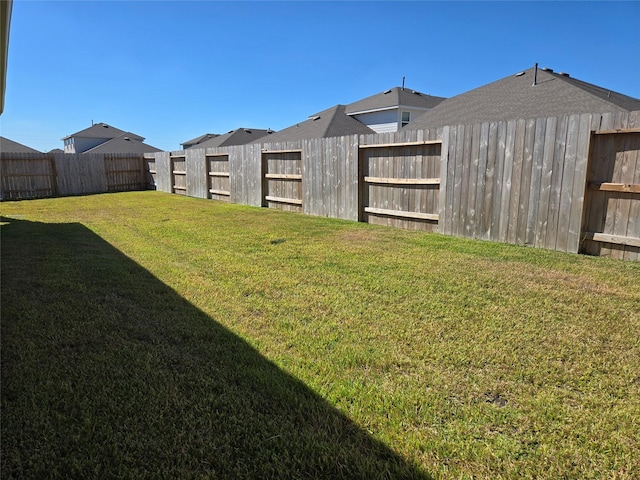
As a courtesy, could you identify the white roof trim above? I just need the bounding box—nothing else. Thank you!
[347,105,432,116]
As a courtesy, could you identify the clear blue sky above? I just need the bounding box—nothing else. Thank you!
[1,1,639,152]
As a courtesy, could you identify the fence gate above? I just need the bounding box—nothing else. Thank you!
[170,153,187,195]
[581,130,640,261]
[261,149,303,212]
[359,140,442,231]
[207,153,230,201]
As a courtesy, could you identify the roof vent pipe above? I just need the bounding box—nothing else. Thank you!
[402,76,405,90]
[533,62,538,86]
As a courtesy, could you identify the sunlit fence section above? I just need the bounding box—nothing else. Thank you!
[3,110,639,259]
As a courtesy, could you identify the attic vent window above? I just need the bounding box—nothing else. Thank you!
[309,116,320,121]
[541,67,553,72]
[401,111,410,127]
[558,72,570,77]
[124,137,130,141]
[411,90,421,95]
[244,129,252,133]
[383,89,392,94]
[515,71,526,77]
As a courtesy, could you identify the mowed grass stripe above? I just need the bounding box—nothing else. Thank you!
[2,191,639,479]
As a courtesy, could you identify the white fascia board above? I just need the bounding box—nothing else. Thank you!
[347,104,432,116]
[346,106,396,116]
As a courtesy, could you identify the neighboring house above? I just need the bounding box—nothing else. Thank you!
[0,135,41,153]
[183,128,273,150]
[62,122,161,154]
[345,87,446,134]
[405,65,640,130]
[254,104,376,144]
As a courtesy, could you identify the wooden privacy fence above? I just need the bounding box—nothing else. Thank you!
[147,111,639,260]
[0,152,150,200]
[437,111,639,260]
[3,110,639,260]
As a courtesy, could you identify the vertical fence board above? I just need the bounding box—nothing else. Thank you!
[535,116,557,248]
[467,123,481,237]
[476,122,491,238]
[556,115,580,252]
[439,126,451,234]
[507,119,526,244]
[516,119,536,245]
[186,148,207,199]
[545,115,569,250]
[489,121,507,242]
[154,152,172,193]
[498,120,516,242]
[525,118,546,246]
[566,114,593,253]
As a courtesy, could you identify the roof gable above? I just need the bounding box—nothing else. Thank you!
[256,105,375,143]
[0,136,41,153]
[345,87,446,115]
[181,133,218,147]
[82,134,162,154]
[191,128,273,149]
[62,123,144,141]
[406,67,640,130]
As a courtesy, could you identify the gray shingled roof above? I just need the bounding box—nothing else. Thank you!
[62,123,144,141]
[255,105,376,144]
[345,87,446,114]
[82,134,162,154]
[405,66,640,130]
[190,128,273,149]
[181,133,218,148]
[0,136,42,153]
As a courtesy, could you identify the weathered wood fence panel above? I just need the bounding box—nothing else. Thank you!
[153,152,171,193]
[1,153,153,199]
[581,111,640,261]
[262,148,303,212]
[302,135,360,220]
[169,152,187,195]
[53,153,106,196]
[206,151,230,201]
[185,148,207,199]
[359,140,441,231]
[438,113,615,254]
[104,154,147,192]
[0,153,57,200]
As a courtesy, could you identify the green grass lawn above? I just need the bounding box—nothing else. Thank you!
[2,191,639,479]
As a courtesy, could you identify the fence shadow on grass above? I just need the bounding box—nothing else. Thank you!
[0,216,430,479]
